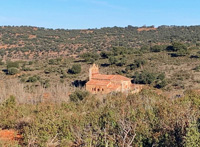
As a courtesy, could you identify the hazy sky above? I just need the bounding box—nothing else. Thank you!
[0,0,200,29]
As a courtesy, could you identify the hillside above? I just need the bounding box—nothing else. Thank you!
[0,25,200,97]
[0,25,200,146]
[1,25,200,59]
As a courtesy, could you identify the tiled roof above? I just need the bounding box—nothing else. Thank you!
[92,74,115,80]
[92,74,130,81]
[112,75,131,81]
[86,80,111,86]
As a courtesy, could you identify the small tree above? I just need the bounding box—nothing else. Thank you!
[172,42,187,52]
[100,51,112,59]
[108,56,117,65]
[68,64,81,74]
[70,90,89,102]
[80,52,99,63]
[150,45,163,52]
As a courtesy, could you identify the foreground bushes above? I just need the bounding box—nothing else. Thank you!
[0,90,199,146]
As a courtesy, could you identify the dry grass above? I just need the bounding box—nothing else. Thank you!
[0,79,69,104]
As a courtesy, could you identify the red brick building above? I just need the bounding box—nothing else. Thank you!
[86,64,142,94]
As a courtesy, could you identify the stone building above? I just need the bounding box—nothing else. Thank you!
[86,64,143,94]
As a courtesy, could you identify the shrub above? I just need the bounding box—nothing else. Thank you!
[69,90,89,102]
[27,76,38,82]
[7,61,19,69]
[68,64,81,74]
[40,79,50,88]
[3,95,16,108]
[28,61,33,65]
[167,42,188,56]
[126,58,146,71]
[112,46,127,56]
[49,59,55,65]
[172,42,187,52]
[80,52,99,63]
[150,45,163,52]
[116,58,127,66]
[108,56,118,65]
[134,71,156,84]
[100,51,112,58]
[193,65,200,72]
[27,75,40,82]
[140,45,150,52]
[133,71,167,88]
[7,67,19,75]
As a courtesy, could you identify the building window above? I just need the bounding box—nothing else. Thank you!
[102,89,104,91]
[98,88,100,92]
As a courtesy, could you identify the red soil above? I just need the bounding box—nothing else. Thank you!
[137,27,157,32]
[0,129,22,141]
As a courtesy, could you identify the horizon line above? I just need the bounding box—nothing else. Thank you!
[1,24,200,30]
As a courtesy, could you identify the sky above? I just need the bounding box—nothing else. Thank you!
[0,0,200,29]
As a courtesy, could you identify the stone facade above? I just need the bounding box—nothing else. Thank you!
[86,64,143,94]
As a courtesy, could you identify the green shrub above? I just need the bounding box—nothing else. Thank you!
[27,75,40,82]
[140,45,150,53]
[100,51,112,58]
[3,95,16,108]
[193,65,200,72]
[28,61,33,65]
[134,71,167,88]
[167,42,189,56]
[126,58,146,71]
[80,52,99,63]
[134,71,156,84]
[116,58,127,66]
[108,56,118,65]
[68,64,81,74]
[7,61,19,69]
[171,42,187,52]
[7,67,19,75]
[69,90,89,102]
[150,45,163,52]
[40,79,50,88]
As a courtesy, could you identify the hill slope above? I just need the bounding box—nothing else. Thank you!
[1,25,200,59]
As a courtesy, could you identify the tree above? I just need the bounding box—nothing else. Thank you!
[134,71,156,84]
[80,52,99,63]
[68,64,81,74]
[69,90,89,102]
[140,45,150,53]
[172,42,187,52]
[112,47,126,56]
[134,58,146,68]
[167,42,189,57]
[108,56,117,65]
[116,58,127,66]
[150,45,163,52]
[100,51,112,59]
